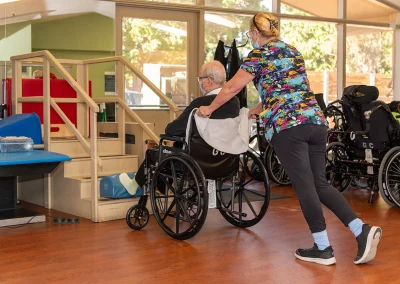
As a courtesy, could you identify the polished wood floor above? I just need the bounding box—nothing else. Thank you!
[1,185,399,284]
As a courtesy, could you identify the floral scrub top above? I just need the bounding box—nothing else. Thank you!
[240,39,328,142]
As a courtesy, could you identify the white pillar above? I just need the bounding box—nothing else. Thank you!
[393,14,400,100]
[324,70,330,103]
[369,73,375,86]
[272,0,281,13]
[337,0,347,100]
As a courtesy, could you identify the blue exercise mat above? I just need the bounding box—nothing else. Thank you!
[0,150,71,166]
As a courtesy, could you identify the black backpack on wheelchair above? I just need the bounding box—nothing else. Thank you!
[340,85,400,152]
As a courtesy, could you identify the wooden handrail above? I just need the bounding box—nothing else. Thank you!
[43,51,99,113]
[119,57,180,113]
[50,98,103,166]
[117,97,160,144]
[10,51,99,113]
[83,57,122,64]
[83,56,180,113]
[18,97,81,103]
[10,51,46,61]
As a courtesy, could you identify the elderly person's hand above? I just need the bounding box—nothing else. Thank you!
[196,106,213,118]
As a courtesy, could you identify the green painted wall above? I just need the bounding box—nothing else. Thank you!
[0,22,32,61]
[32,13,114,52]
[31,13,115,98]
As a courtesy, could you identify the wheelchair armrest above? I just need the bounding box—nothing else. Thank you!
[159,134,186,143]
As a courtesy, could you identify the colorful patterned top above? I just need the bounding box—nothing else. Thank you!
[240,39,328,142]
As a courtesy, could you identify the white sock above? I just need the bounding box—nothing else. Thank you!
[119,173,140,195]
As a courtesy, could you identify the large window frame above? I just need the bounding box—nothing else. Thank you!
[115,0,400,105]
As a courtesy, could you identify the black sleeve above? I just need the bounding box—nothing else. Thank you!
[165,99,200,137]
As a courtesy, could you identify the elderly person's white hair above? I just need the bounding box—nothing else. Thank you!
[201,61,226,86]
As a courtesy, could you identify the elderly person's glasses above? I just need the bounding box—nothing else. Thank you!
[197,76,209,82]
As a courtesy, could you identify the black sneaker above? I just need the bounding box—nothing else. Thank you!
[354,224,382,264]
[295,243,336,265]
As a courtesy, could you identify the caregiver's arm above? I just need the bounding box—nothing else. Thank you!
[197,69,255,117]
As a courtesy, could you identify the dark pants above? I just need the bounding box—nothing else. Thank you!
[135,150,158,188]
[271,124,358,233]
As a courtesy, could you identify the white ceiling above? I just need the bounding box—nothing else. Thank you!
[0,0,115,26]
[0,0,398,27]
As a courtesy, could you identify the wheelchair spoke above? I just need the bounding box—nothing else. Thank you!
[389,163,400,174]
[243,188,266,198]
[242,191,258,218]
[154,195,175,199]
[180,184,196,196]
[159,174,176,194]
[175,199,180,233]
[161,199,176,222]
[224,189,240,209]
[178,167,189,191]
[170,161,179,193]
[175,198,193,225]
[241,176,257,187]
[238,190,243,224]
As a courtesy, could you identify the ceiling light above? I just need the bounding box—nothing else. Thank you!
[0,0,20,4]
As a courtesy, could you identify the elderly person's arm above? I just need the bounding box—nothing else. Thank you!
[196,69,255,117]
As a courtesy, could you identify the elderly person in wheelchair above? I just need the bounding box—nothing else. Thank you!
[124,61,270,240]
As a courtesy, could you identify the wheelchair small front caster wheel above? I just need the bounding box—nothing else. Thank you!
[126,204,149,230]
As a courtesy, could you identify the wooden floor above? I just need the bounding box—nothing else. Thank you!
[1,185,399,284]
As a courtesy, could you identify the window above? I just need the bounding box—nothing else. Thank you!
[139,0,195,4]
[281,19,337,102]
[204,12,260,108]
[346,26,393,102]
[122,17,188,106]
[205,0,271,12]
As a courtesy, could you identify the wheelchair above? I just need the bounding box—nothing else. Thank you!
[248,116,291,186]
[324,88,400,207]
[126,112,271,240]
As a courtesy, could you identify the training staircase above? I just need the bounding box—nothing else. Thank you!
[11,51,180,222]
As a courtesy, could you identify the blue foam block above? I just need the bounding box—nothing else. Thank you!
[100,172,143,199]
[0,113,43,144]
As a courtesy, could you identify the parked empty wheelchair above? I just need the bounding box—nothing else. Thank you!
[248,115,291,186]
[324,85,400,207]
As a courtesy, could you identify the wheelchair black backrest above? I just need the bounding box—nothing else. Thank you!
[341,99,398,150]
[187,115,239,180]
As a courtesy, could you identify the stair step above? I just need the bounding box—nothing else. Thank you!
[50,137,124,158]
[64,154,138,178]
[82,197,140,205]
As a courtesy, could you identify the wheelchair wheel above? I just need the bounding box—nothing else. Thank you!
[378,147,400,207]
[218,150,270,228]
[264,147,291,186]
[126,204,149,230]
[150,153,208,240]
[326,142,352,193]
[249,135,259,155]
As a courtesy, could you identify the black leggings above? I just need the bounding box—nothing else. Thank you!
[271,124,358,233]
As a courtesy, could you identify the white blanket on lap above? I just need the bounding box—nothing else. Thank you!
[185,108,251,155]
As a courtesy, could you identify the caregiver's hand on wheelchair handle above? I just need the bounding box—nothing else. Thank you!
[248,102,263,119]
[197,106,212,118]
